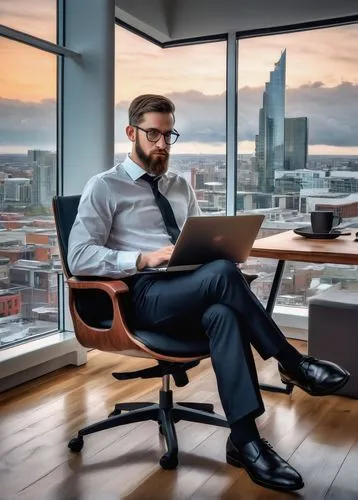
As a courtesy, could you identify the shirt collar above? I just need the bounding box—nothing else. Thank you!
[121,154,168,182]
[121,154,146,181]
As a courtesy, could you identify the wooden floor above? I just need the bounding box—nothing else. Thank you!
[1,340,358,500]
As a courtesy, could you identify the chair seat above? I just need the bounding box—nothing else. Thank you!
[96,319,210,357]
[132,328,210,357]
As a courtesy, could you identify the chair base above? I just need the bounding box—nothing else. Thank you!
[68,389,229,469]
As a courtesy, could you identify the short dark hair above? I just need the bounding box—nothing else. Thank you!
[128,94,175,126]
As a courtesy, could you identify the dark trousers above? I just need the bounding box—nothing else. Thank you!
[127,259,288,425]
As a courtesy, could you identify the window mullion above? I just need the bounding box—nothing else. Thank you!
[226,32,238,216]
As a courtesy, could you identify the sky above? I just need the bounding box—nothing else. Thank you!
[1,1,358,155]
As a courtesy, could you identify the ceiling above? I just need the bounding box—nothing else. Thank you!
[115,0,358,44]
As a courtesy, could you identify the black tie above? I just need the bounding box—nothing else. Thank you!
[141,173,180,244]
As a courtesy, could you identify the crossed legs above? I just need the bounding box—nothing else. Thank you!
[128,259,287,423]
[127,259,347,491]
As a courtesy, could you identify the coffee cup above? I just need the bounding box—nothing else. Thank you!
[310,211,342,233]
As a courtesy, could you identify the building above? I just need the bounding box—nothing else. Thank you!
[3,178,31,205]
[255,54,309,194]
[315,199,358,218]
[275,168,326,193]
[25,231,59,262]
[0,290,21,318]
[301,192,358,217]
[0,257,10,280]
[9,260,58,319]
[28,150,56,208]
[236,191,272,210]
[272,193,300,210]
[284,117,308,170]
[328,176,358,193]
[255,50,286,193]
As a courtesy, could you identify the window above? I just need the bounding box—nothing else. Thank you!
[0,36,58,348]
[238,24,358,307]
[0,0,57,42]
[115,26,227,214]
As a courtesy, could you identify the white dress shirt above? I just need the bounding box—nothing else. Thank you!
[68,155,201,278]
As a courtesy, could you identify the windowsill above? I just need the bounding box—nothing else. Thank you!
[0,331,73,362]
[273,305,308,340]
[0,331,87,391]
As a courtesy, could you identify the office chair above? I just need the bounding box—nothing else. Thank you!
[53,195,258,469]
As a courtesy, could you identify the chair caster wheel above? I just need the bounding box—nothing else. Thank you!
[68,436,84,452]
[108,409,121,418]
[160,452,178,470]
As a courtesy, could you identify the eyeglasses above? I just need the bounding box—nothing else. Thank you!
[134,125,180,145]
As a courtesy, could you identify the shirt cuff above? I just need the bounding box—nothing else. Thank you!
[117,251,141,276]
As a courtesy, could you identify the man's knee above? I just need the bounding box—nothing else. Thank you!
[203,259,238,278]
[201,259,243,285]
[198,259,245,298]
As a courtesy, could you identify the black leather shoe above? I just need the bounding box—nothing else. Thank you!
[226,437,304,491]
[279,356,350,396]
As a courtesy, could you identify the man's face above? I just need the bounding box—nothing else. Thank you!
[129,112,174,176]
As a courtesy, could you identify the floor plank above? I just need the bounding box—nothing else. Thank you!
[1,341,358,500]
[326,439,358,500]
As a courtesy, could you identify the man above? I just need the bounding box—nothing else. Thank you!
[68,94,349,492]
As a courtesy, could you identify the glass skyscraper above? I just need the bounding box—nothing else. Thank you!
[255,50,286,192]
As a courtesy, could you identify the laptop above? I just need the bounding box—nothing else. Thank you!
[142,214,265,273]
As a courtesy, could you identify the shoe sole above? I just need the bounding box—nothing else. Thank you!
[226,454,304,491]
[280,370,350,397]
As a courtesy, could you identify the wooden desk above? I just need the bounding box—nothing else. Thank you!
[251,229,358,266]
[250,229,358,315]
[249,229,358,394]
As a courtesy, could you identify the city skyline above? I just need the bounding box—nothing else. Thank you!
[1,1,358,154]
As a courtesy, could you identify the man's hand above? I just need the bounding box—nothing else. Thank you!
[136,246,174,270]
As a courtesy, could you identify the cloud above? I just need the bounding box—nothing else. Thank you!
[0,0,53,21]
[299,81,324,89]
[115,90,227,145]
[0,0,56,41]
[286,82,358,147]
[115,82,358,149]
[2,81,358,151]
[0,98,56,147]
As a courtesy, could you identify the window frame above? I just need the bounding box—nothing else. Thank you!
[0,9,79,343]
[114,15,358,332]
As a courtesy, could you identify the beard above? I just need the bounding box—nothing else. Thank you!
[135,135,169,176]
